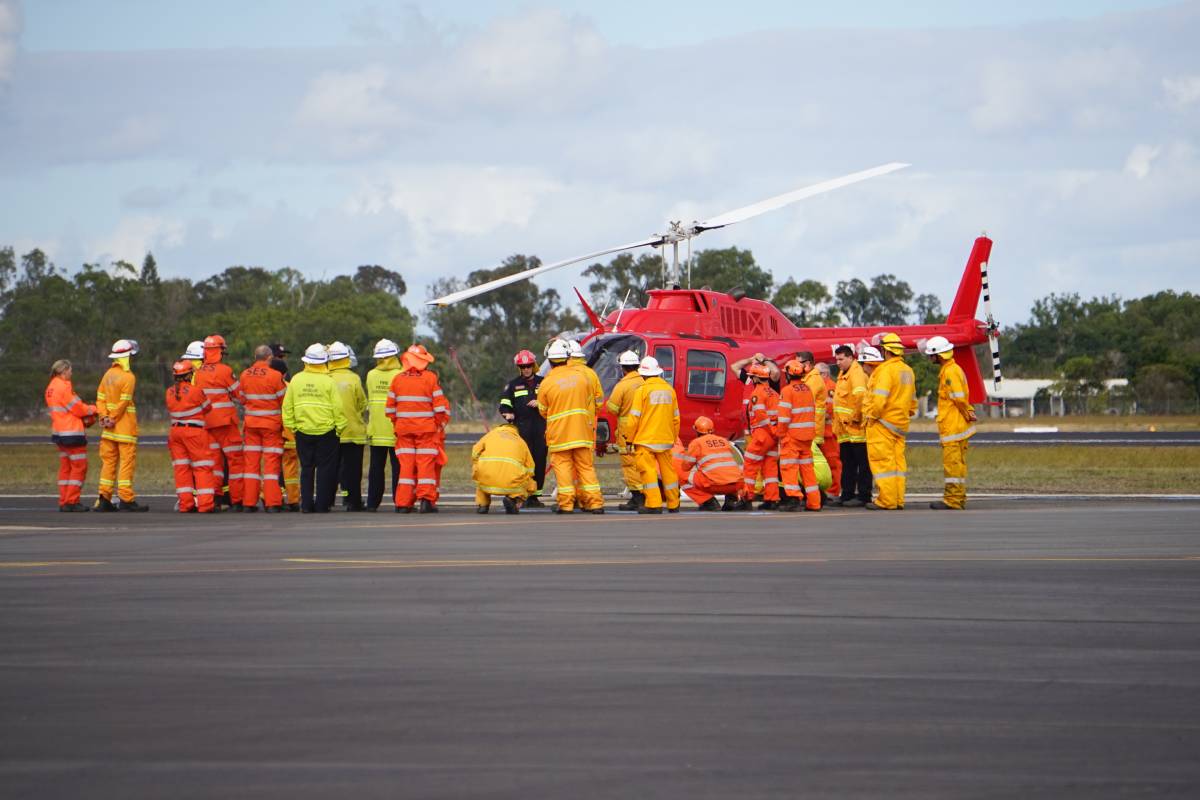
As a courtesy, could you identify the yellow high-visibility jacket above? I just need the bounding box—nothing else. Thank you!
[864,357,918,437]
[96,363,138,444]
[471,424,536,496]
[282,365,348,437]
[803,370,827,442]
[605,371,644,444]
[936,357,976,444]
[570,357,604,420]
[623,375,680,452]
[365,357,402,447]
[329,364,368,445]
[538,364,596,452]
[833,360,867,443]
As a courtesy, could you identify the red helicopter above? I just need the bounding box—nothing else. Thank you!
[428,164,1002,446]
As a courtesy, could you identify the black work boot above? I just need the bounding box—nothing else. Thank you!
[524,496,544,509]
[929,501,959,510]
[721,495,738,512]
[94,496,118,512]
[731,498,754,511]
[502,497,518,515]
[698,499,721,512]
[637,506,663,515]
[476,504,489,514]
[758,500,778,511]
[118,500,149,512]
[395,505,412,514]
[418,499,438,514]
[618,491,645,511]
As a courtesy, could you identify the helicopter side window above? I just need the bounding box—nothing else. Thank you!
[685,349,727,399]
[653,346,675,386]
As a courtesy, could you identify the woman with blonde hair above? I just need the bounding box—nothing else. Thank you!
[44,359,98,512]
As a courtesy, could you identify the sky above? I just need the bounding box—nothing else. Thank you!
[2,0,1198,330]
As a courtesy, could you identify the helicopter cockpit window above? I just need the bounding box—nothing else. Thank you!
[580,334,647,396]
[653,346,675,386]
[686,349,727,399]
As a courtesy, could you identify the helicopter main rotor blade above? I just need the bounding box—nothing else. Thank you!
[425,236,664,307]
[692,162,910,232]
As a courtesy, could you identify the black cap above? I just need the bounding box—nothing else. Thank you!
[269,343,290,357]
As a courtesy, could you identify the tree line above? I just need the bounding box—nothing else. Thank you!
[4,243,1195,420]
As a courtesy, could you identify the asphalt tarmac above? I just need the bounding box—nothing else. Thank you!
[2,500,1198,798]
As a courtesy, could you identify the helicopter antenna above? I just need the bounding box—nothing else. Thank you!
[614,288,632,333]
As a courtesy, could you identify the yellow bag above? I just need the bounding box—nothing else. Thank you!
[813,445,832,491]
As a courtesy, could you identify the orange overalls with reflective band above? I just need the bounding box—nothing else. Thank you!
[538,363,602,511]
[386,368,449,508]
[196,357,244,504]
[821,374,842,496]
[677,434,742,505]
[742,385,780,502]
[776,379,822,510]
[165,382,218,512]
[238,361,288,509]
[45,375,95,507]
[96,363,139,502]
[623,375,681,510]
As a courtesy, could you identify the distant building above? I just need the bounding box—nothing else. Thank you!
[985,378,1131,417]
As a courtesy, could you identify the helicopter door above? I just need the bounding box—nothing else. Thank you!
[684,349,727,405]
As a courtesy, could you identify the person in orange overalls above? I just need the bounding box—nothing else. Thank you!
[45,359,97,512]
[238,345,288,512]
[165,361,219,513]
[735,363,780,510]
[385,344,449,513]
[675,416,743,512]
[776,359,822,512]
[196,334,245,509]
[95,339,148,511]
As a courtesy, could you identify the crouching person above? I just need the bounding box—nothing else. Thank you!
[676,416,744,511]
[472,409,537,514]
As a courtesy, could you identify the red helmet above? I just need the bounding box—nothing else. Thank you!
[748,363,771,379]
[513,349,537,367]
[203,334,226,350]
[693,415,715,434]
[172,360,194,377]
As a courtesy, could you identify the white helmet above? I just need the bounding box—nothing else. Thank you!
[637,356,664,377]
[348,346,358,368]
[301,343,329,364]
[326,341,350,361]
[922,335,953,356]
[857,345,884,364]
[108,339,137,359]
[567,339,584,358]
[182,340,205,360]
[618,350,641,367]
[546,339,570,362]
[373,338,399,359]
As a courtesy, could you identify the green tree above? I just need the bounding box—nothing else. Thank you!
[690,247,774,299]
[771,278,841,326]
[912,293,943,324]
[140,252,160,287]
[834,278,872,326]
[583,252,662,310]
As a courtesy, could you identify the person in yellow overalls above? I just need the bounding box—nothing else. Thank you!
[538,339,604,514]
[863,333,917,511]
[95,339,148,511]
[471,410,537,514]
[623,356,681,515]
[923,336,978,509]
[605,350,645,510]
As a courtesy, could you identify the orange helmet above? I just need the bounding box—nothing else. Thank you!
[172,360,194,377]
[203,334,226,350]
[693,416,715,434]
[783,359,806,377]
[748,363,771,379]
[513,349,537,367]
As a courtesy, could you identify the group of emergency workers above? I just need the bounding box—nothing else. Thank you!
[45,329,976,515]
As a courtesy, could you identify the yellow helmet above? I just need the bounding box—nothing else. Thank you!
[879,332,905,355]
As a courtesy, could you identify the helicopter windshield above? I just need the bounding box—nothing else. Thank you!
[582,334,647,395]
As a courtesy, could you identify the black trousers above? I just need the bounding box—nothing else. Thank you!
[367,445,399,508]
[518,425,548,490]
[338,442,364,509]
[839,441,872,502]
[296,430,340,512]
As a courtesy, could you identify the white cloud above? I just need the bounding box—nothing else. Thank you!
[1163,74,1200,110]
[1124,143,1161,179]
[0,0,20,84]
[87,215,185,265]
